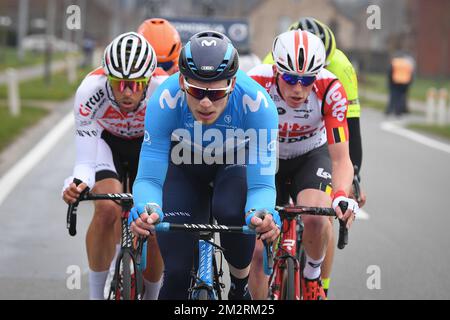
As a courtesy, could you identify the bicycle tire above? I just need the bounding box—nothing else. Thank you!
[282,258,296,300]
[212,255,222,300]
[197,288,210,300]
[298,249,306,299]
[118,251,133,300]
[135,265,144,300]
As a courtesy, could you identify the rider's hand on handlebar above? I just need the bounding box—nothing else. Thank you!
[62,181,88,204]
[332,191,360,230]
[129,203,161,238]
[350,186,367,208]
[250,214,280,243]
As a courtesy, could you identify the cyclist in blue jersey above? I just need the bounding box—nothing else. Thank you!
[128,31,281,300]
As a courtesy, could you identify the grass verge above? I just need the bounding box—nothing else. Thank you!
[0,105,49,152]
[0,47,68,71]
[0,67,90,101]
[360,72,450,102]
[407,123,450,141]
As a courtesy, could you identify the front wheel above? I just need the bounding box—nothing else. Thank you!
[197,288,210,300]
[109,251,137,300]
[282,258,297,300]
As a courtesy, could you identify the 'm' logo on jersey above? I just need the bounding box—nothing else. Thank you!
[242,91,268,113]
[160,89,183,110]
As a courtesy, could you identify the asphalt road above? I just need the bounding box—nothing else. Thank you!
[330,108,450,300]
[0,105,449,300]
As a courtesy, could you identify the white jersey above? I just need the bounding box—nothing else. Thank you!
[71,67,168,188]
[248,64,349,160]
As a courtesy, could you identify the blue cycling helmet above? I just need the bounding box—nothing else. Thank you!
[179,31,239,82]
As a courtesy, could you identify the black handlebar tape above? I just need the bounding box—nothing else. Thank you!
[337,201,349,250]
[67,178,85,236]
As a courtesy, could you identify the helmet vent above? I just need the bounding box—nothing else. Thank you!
[308,55,315,71]
[287,54,294,71]
[168,44,176,57]
[310,64,322,73]
[277,62,289,72]
[298,48,305,69]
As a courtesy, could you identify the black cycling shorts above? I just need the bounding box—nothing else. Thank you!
[276,144,333,205]
[157,144,255,299]
[95,130,143,190]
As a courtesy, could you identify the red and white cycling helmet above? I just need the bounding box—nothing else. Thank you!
[272,30,326,77]
[103,32,157,79]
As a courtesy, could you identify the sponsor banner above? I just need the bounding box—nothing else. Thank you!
[163,17,250,51]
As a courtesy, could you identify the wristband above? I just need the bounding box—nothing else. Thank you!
[332,190,347,200]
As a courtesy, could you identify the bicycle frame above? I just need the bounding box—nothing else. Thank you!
[269,215,301,300]
[155,222,257,300]
[190,232,219,300]
[66,174,146,300]
[268,206,343,300]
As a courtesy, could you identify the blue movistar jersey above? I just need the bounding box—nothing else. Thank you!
[133,69,278,220]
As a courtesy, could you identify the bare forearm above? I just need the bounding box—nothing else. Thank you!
[331,157,353,195]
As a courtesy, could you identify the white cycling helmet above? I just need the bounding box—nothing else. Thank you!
[272,30,326,76]
[103,32,157,79]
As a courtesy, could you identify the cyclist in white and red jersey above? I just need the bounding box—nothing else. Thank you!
[62,32,168,300]
[247,30,359,300]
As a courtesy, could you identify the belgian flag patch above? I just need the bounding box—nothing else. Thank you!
[332,127,347,143]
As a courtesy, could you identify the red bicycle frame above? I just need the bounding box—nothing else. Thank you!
[269,216,301,300]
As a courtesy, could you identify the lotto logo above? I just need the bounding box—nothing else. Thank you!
[326,82,347,122]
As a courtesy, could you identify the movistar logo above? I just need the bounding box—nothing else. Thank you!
[242,91,269,113]
[201,40,217,47]
[159,89,184,110]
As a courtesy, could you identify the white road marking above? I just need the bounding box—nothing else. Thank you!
[356,209,370,220]
[0,111,73,206]
[381,121,450,154]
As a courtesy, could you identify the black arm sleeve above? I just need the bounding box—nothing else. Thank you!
[347,117,363,176]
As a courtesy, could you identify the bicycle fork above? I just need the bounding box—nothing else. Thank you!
[270,217,301,300]
[189,232,217,300]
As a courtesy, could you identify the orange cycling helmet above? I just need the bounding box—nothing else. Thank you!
[137,18,181,69]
